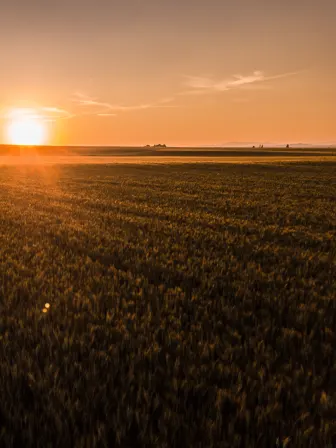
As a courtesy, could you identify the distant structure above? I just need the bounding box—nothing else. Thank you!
[144,144,166,149]
[286,144,290,149]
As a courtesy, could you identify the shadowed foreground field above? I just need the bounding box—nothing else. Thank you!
[0,162,335,447]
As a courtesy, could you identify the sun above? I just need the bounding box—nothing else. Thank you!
[5,109,47,146]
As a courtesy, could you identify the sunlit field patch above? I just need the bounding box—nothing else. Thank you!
[0,161,335,446]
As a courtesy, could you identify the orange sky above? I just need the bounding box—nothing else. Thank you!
[0,0,335,146]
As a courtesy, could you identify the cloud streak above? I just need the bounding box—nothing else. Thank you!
[41,107,73,121]
[0,70,300,126]
[0,106,73,122]
[0,94,178,125]
[182,70,299,95]
[72,92,177,116]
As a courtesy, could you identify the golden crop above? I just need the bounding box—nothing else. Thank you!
[0,162,335,447]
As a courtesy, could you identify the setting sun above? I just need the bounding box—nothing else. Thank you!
[5,109,47,146]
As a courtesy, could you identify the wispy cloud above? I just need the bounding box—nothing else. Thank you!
[72,93,114,111]
[0,106,73,122]
[41,107,73,121]
[0,94,178,125]
[72,93,177,116]
[182,70,299,95]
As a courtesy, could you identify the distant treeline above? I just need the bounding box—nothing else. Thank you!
[144,144,167,148]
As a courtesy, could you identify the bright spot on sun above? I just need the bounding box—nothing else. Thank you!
[5,108,47,146]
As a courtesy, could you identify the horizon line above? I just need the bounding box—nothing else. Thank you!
[1,143,336,149]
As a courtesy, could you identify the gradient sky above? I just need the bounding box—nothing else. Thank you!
[1,0,335,146]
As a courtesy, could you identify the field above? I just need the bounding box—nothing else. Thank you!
[1,145,336,163]
[0,159,335,447]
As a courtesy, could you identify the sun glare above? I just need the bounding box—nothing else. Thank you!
[6,109,47,146]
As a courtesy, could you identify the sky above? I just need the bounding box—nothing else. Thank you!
[0,0,335,146]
